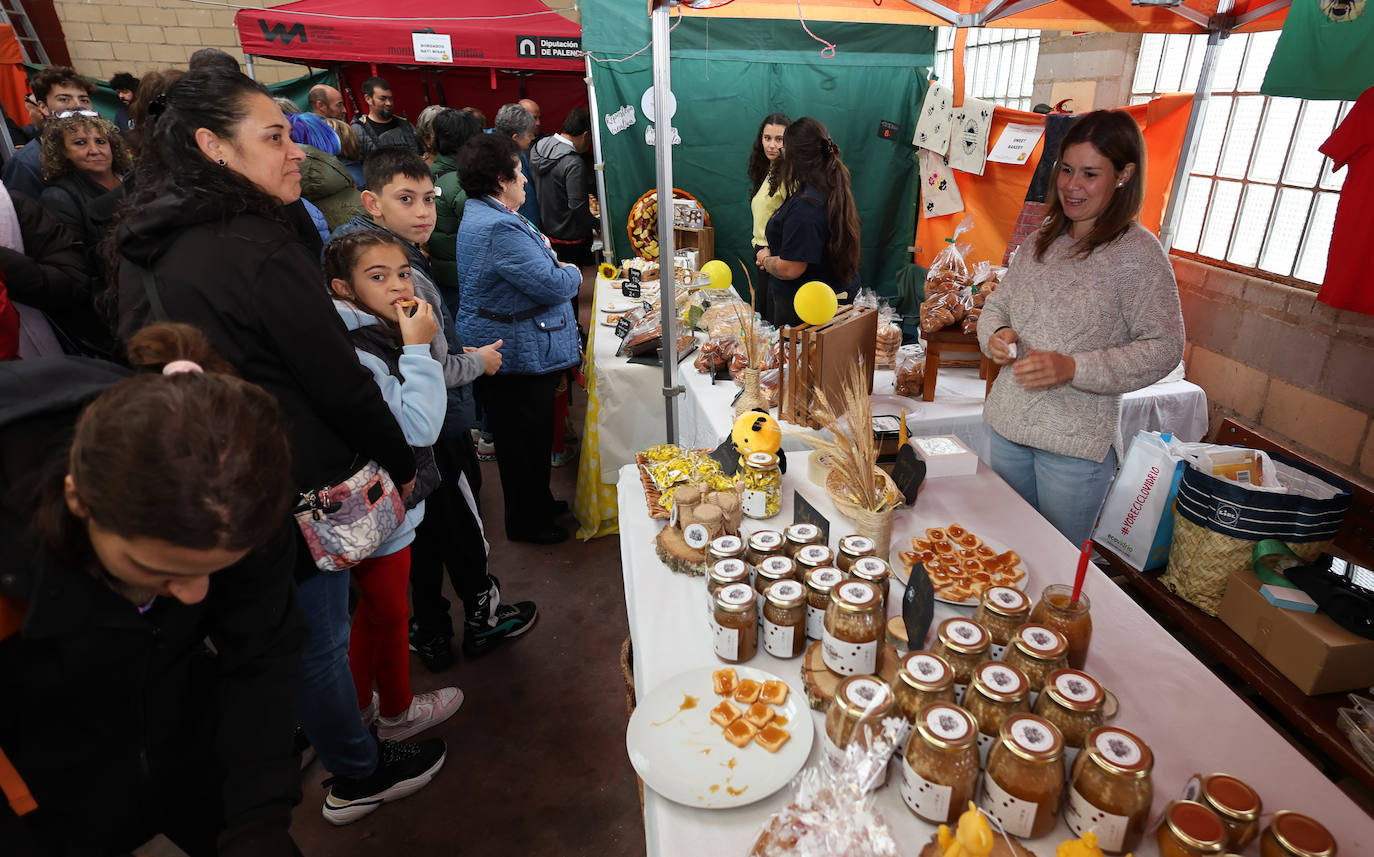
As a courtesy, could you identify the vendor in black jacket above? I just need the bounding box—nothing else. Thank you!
[112,69,448,825]
[0,325,306,856]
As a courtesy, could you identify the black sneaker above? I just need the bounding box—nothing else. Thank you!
[321,737,447,825]
[411,631,455,673]
[463,600,538,658]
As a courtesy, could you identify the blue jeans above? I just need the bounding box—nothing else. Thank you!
[297,566,378,778]
[988,429,1119,548]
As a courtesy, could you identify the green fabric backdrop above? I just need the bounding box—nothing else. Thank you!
[581,3,932,297]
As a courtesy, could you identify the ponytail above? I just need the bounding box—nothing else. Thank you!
[780,118,862,287]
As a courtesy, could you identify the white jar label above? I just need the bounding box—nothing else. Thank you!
[806,604,826,640]
[1019,625,1062,652]
[823,630,878,676]
[799,545,831,564]
[741,488,769,518]
[764,618,797,657]
[977,730,995,767]
[684,524,710,549]
[955,681,969,700]
[712,622,739,660]
[988,586,1024,609]
[979,664,1023,695]
[769,580,804,602]
[837,581,875,606]
[1054,671,1099,703]
[712,558,748,581]
[1065,783,1131,852]
[1009,717,1057,754]
[717,583,754,606]
[989,643,1008,660]
[810,568,843,587]
[843,535,877,553]
[904,653,949,685]
[925,706,970,741]
[1094,730,1143,767]
[761,556,794,575]
[711,535,743,554]
[750,530,782,549]
[853,556,887,575]
[900,754,954,823]
[981,772,1041,838]
[946,620,984,647]
[788,523,819,540]
[843,677,889,709]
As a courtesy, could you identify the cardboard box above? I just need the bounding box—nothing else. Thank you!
[909,435,978,478]
[1218,568,1374,695]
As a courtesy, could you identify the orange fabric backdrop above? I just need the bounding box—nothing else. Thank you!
[0,25,28,130]
[913,93,1194,269]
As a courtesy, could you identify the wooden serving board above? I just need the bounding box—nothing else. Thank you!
[800,639,902,711]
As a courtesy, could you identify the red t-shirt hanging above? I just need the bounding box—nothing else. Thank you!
[1318,86,1374,316]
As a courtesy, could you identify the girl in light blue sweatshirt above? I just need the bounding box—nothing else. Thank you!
[325,230,462,742]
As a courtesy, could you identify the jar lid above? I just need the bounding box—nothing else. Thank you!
[784,523,821,543]
[1162,800,1227,852]
[805,567,844,591]
[766,579,806,608]
[838,534,876,556]
[709,558,749,585]
[981,586,1030,617]
[998,713,1063,763]
[1043,669,1104,712]
[797,544,835,567]
[1012,624,1068,660]
[748,530,784,551]
[708,534,744,556]
[1083,726,1152,778]
[916,703,976,751]
[937,618,990,654]
[1268,811,1336,857]
[831,579,881,613]
[834,675,893,720]
[972,661,1028,703]
[1200,773,1262,823]
[757,556,795,579]
[745,451,778,469]
[851,557,892,581]
[715,582,756,614]
[899,651,953,692]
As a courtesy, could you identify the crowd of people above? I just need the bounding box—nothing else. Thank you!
[0,53,600,856]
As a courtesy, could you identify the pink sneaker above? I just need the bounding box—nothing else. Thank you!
[377,688,464,741]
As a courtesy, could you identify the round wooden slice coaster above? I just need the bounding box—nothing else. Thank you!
[654,526,708,576]
[800,639,901,711]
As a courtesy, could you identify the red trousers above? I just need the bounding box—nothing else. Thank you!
[349,546,414,718]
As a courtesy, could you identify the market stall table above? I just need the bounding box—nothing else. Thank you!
[618,453,1374,857]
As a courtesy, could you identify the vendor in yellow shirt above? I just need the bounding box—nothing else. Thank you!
[748,112,790,319]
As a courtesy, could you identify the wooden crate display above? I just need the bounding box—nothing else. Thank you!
[780,305,878,429]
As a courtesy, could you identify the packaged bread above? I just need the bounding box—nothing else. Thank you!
[874,303,902,368]
[925,214,975,290]
[962,305,982,335]
[894,344,926,397]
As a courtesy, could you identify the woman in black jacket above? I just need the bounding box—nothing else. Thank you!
[0,324,305,856]
[111,68,445,825]
[39,112,129,258]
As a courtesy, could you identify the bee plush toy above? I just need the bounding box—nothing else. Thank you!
[731,409,786,473]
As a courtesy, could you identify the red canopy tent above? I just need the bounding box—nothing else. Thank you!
[234,0,589,127]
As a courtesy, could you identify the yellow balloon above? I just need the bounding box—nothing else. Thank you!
[700,259,732,289]
[793,280,838,325]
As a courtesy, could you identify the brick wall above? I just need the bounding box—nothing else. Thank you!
[53,0,302,85]
[1174,257,1374,486]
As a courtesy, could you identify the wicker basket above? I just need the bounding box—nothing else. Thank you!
[825,467,900,526]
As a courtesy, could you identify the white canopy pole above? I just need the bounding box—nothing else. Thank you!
[651,0,682,444]
[1159,28,1225,251]
[584,55,615,264]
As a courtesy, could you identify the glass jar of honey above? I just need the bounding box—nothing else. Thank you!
[782,523,824,559]
[746,530,785,567]
[850,557,893,614]
[822,579,884,677]
[824,675,894,792]
[963,661,1031,764]
[1260,811,1336,857]
[1030,584,1092,670]
[712,582,758,663]
[796,543,836,573]
[974,586,1031,659]
[930,618,992,694]
[804,567,844,640]
[708,534,747,565]
[740,452,782,519]
[1065,726,1154,854]
[706,558,750,615]
[1156,800,1228,857]
[981,713,1065,839]
[899,702,980,825]
[754,555,797,613]
[1034,668,1105,765]
[893,651,957,723]
[836,534,877,574]
[1002,623,1069,703]
[1187,773,1262,851]
[762,579,807,658]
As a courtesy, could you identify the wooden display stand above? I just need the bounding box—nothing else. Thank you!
[800,640,902,711]
[920,327,1000,402]
[780,305,878,429]
[673,225,714,264]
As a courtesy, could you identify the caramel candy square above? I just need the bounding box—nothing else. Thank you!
[755,724,791,753]
[723,718,757,747]
[759,680,789,706]
[743,702,774,729]
[709,699,741,728]
[712,667,739,696]
[733,679,762,704]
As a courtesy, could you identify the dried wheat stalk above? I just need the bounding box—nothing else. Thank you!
[731,261,761,369]
[797,359,892,512]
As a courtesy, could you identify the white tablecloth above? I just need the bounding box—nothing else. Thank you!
[618,454,1373,857]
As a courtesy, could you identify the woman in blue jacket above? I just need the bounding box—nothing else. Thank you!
[454,133,581,544]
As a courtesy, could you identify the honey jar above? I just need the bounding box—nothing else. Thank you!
[974,586,1031,659]
[762,579,807,658]
[850,557,893,614]
[962,661,1031,765]
[745,530,784,567]
[1033,668,1105,765]
[740,452,782,519]
[1186,773,1262,851]
[795,543,836,573]
[836,534,877,573]
[753,555,797,614]
[824,675,894,790]
[803,567,844,640]
[1156,800,1228,857]
[1002,623,1068,704]
[1065,726,1154,854]
[893,651,957,724]
[782,523,824,559]
[981,713,1065,839]
[712,582,758,663]
[899,702,981,825]
[930,618,992,694]
[706,558,750,615]
[822,579,883,677]
[707,534,747,565]
[1260,811,1336,857]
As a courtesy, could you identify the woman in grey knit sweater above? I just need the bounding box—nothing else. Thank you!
[977,110,1185,546]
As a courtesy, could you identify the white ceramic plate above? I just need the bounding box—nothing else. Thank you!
[890,528,1029,606]
[626,665,814,809]
[601,313,625,328]
[602,300,640,313]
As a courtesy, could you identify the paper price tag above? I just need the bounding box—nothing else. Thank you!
[622,278,642,298]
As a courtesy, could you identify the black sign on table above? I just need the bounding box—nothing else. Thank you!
[615,316,634,339]
[792,490,831,545]
[890,443,927,506]
[622,277,641,299]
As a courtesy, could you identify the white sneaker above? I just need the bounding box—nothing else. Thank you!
[360,691,380,728]
[376,688,464,742]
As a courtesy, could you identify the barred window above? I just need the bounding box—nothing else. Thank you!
[933,27,1040,112]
